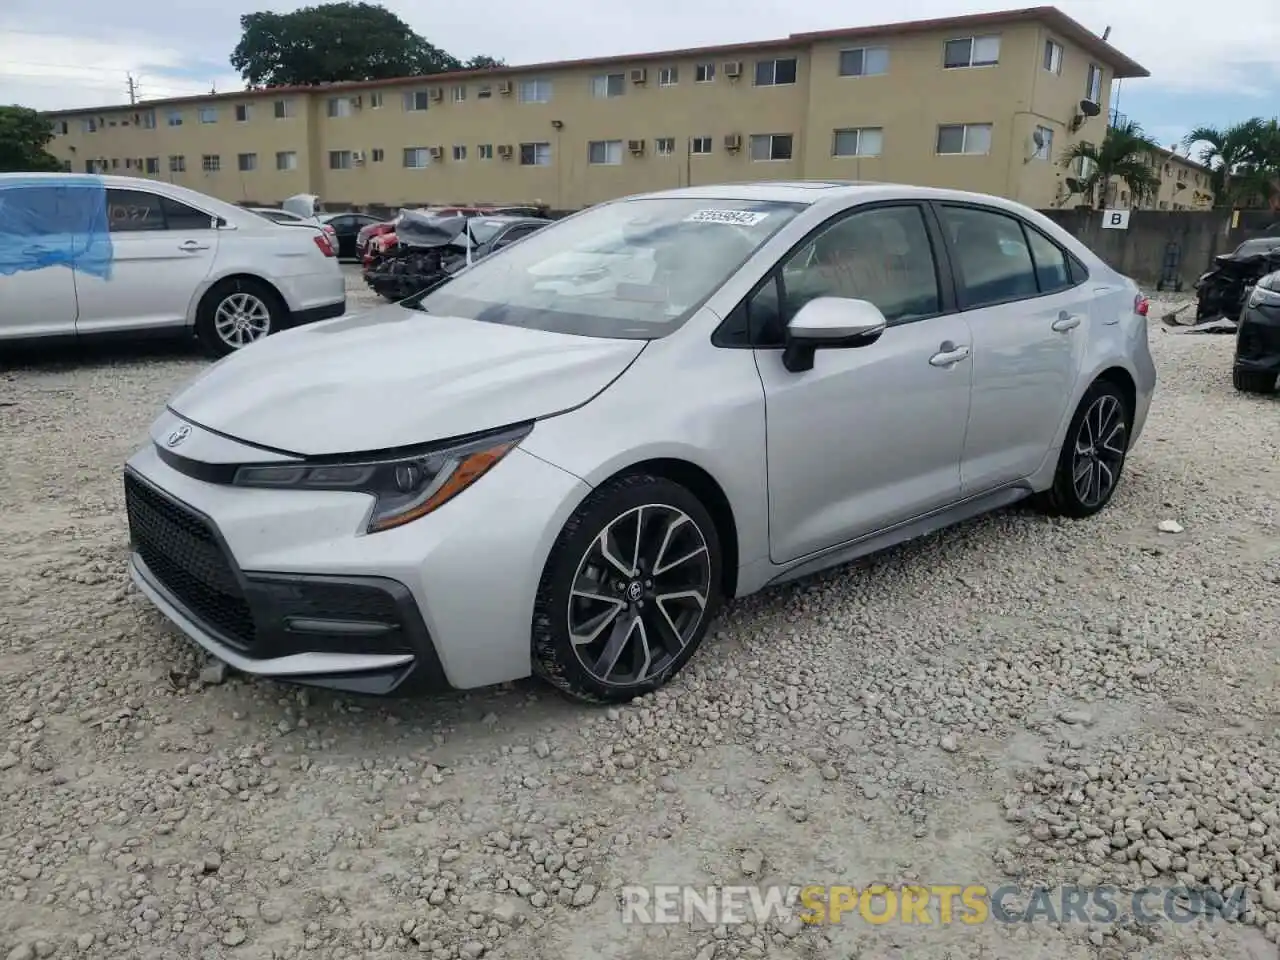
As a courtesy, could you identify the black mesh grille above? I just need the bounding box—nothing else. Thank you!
[124,473,256,648]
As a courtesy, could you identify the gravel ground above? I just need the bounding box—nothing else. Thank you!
[1,276,1279,960]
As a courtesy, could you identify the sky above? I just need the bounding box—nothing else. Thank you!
[3,0,1280,162]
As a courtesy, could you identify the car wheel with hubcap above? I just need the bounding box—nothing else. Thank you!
[1037,379,1131,518]
[196,278,283,359]
[533,474,723,703]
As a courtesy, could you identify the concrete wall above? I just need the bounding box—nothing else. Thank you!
[1038,208,1280,290]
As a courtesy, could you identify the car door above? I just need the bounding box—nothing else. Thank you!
[74,188,219,336]
[934,203,1087,493]
[0,182,82,340]
[751,202,974,564]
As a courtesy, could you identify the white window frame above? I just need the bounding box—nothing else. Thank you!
[695,62,716,83]
[452,144,467,161]
[936,123,993,155]
[452,85,467,103]
[1043,39,1063,74]
[655,137,676,157]
[327,97,352,118]
[832,127,884,158]
[1033,125,1054,161]
[690,136,712,155]
[404,90,430,112]
[403,147,431,169]
[478,143,494,160]
[837,46,889,78]
[168,155,185,173]
[139,111,157,129]
[369,92,384,109]
[165,112,181,127]
[1085,64,1103,103]
[754,58,798,86]
[83,118,97,133]
[276,151,298,171]
[588,140,623,165]
[519,142,551,166]
[749,133,793,162]
[658,66,678,87]
[198,107,217,124]
[518,79,552,103]
[200,154,220,172]
[234,104,250,123]
[273,99,296,119]
[329,150,353,170]
[237,152,257,172]
[943,35,1001,68]
[590,73,625,98]
[144,157,159,174]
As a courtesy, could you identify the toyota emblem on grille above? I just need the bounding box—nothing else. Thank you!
[165,425,191,448]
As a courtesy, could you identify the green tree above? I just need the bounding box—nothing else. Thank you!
[0,106,64,173]
[1182,118,1266,207]
[1059,120,1162,209]
[463,55,506,70]
[230,2,503,87]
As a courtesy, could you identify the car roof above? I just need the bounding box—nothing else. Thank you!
[0,172,254,220]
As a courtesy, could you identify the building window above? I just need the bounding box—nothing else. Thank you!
[519,142,551,166]
[518,79,552,103]
[327,97,352,118]
[364,91,381,109]
[274,99,295,119]
[588,140,623,165]
[477,85,492,99]
[750,133,793,161]
[329,150,353,170]
[144,157,159,174]
[754,58,797,86]
[658,66,678,86]
[55,120,68,135]
[82,118,97,133]
[832,127,884,157]
[943,35,1001,68]
[452,144,467,161]
[238,153,257,172]
[478,143,494,160]
[371,148,385,162]
[1043,39,1063,74]
[198,107,217,124]
[590,74,625,98]
[404,90,430,112]
[695,62,716,83]
[234,104,250,122]
[165,112,181,127]
[838,47,888,77]
[139,111,156,129]
[201,154,220,172]
[404,147,431,168]
[452,85,466,103]
[936,123,993,155]
[655,137,676,156]
[1085,64,1103,103]
[690,136,712,155]
[1033,125,1054,160]
[168,155,185,173]
[276,151,297,171]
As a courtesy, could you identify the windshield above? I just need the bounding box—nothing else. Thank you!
[467,219,509,246]
[413,196,804,338]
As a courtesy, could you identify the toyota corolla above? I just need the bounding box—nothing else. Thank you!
[124,181,1155,703]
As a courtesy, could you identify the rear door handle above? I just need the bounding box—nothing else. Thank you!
[1052,312,1082,332]
[929,343,971,367]
[178,240,210,252]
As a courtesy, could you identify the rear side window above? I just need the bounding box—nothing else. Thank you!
[1023,226,1071,293]
[106,189,165,232]
[939,205,1039,308]
[162,197,215,231]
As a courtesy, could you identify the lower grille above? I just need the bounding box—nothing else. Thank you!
[124,472,256,648]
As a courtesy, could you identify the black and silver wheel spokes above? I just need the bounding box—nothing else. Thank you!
[567,504,711,686]
[1072,394,1126,507]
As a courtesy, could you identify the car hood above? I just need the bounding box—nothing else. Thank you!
[168,303,646,456]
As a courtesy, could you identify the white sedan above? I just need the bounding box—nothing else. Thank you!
[0,173,346,357]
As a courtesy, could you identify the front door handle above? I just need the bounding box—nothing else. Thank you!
[929,342,971,367]
[1052,311,1082,332]
[178,240,210,252]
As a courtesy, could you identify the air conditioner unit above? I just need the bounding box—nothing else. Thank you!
[497,144,514,158]
[429,88,444,102]
[429,146,444,160]
[630,68,647,84]
[628,139,645,154]
[498,81,513,95]
[724,133,742,151]
[723,61,743,78]
[351,150,365,163]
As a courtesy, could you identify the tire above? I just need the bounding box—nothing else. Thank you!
[195,277,285,359]
[1036,379,1132,519]
[1233,368,1278,394]
[532,474,724,704]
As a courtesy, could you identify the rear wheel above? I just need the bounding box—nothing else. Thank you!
[1036,379,1131,518]
[1233,368,1278,394]
[532,475,723,704]
[195,278,284,359]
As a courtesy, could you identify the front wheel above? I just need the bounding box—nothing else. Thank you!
[1036,380,1132,518]
[1233,368,1278,394]
[532,475,723,704]
[195,278,283,359]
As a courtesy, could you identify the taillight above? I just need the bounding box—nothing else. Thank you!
[1134,294,1149,316]
[313,233,336,257]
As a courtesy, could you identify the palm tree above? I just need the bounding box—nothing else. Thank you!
[1059,120,1162,209]
[1182,118,1266,207]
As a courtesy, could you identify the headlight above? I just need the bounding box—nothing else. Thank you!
[232,422,532,533]
[1248,279,1280,308]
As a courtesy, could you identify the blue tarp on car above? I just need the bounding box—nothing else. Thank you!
[0,175,113,279]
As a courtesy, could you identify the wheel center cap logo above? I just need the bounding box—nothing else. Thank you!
[626,581,644,602]
[165,425,191,448]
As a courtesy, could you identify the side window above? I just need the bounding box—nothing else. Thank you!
[1023,225,1071,293]
[495,225,535,248]
[747,204,941,347]
[162,197,215,231]
[938,205,1038,308]
[0,185,80,238]
[105,189,166,232]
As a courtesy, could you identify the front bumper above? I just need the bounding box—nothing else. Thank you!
[1235,300,1280,374]
[123,426,590,694]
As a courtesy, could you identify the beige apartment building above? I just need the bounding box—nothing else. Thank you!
[45,6,1148,212]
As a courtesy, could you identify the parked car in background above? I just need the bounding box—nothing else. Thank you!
[319,212,383,260]
[123,181,1154,704]
[0,173,345,358]
[1194,235,1280,322]
[248,206,338,246]
[1233,269,1280,394]
[357,205,550,264]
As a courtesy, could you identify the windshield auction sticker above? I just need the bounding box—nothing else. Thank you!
[684,209,769,226]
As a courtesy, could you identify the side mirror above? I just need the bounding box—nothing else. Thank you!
[782,296,887,373]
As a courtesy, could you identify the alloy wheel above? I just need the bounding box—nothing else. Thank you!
[1071,394,1127,508]
[213,293,272,349]
[566,504,712,687]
